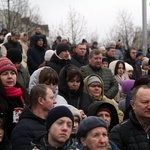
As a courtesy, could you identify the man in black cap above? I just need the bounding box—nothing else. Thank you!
[32,106,74,149]
[47,43,71,74]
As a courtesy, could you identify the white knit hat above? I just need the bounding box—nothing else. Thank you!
[44,50,55,61]
[125,62,133,71]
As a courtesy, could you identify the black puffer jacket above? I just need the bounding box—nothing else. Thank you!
[71,53,88,68]
[11,107,46,150]
[47,53,72,75]
[109,110,150,150]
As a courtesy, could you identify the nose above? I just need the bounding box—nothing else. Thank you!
[62,123,68,131]
[8,73,13,78]
[98,135,106,143]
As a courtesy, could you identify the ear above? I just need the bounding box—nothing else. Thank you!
[38,97,44,106]
[130,100,135,110]
[80,137,87,146]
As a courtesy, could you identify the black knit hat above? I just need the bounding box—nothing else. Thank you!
[46,106,74,130]
[76,116,107,140]
[56,43,70,55]
[7,48,22,63]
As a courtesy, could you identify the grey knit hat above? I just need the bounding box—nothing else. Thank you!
[87,76,101,85]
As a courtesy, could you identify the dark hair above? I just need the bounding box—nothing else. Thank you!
[29,84,48,107]
[0,113,11,150]
[39,68,58,85]
[114,61,125,75]
[66,65,83,82]
[107,47,115,51]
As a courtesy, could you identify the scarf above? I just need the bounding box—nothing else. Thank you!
[4,86,25,104]
[136,115,150,134]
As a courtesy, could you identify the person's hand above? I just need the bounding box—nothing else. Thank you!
[32,146,39,150]
[79,109,87,119]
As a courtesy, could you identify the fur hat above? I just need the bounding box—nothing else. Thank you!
[7,48,22,63]
[76,116,107,140]
[46,106,74,130]
[87,76,101,85]
[0,57,17,74]
[56,43,70,55]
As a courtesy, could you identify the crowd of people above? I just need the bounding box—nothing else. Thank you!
[0,27,150,150]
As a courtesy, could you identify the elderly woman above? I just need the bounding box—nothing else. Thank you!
[76,116,119,150]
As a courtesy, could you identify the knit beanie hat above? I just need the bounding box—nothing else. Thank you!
[0,57,17,74]
[7,48,22,63]
[66,105,82,122]
[88,76,101,85]
[122,79,135,94]
[56,43,70,55]
[46,106,74,130]
[142,57,149,66]
[61,36,68,42]
[108,41,116,47]
[44,50,55,61]
[76,116,107,140]
[96,105,112,117]
[125,62,133,71]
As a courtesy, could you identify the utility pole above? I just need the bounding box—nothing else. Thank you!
[7,0,11,31]
[142,0,147,56]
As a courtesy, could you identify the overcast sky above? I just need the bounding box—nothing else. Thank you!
[29,0,150,39]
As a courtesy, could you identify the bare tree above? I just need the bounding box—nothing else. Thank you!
[0,0,42,32]
[106,9,135,49]
[66,7,87,44]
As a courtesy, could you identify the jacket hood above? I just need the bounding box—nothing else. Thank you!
[34,34,45,47]
[84,74,104,100]
[58,64,84,97]
[20,32,28,41]
[87,101,119,131]
[3,32,11,43]
[19,106,46,123]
